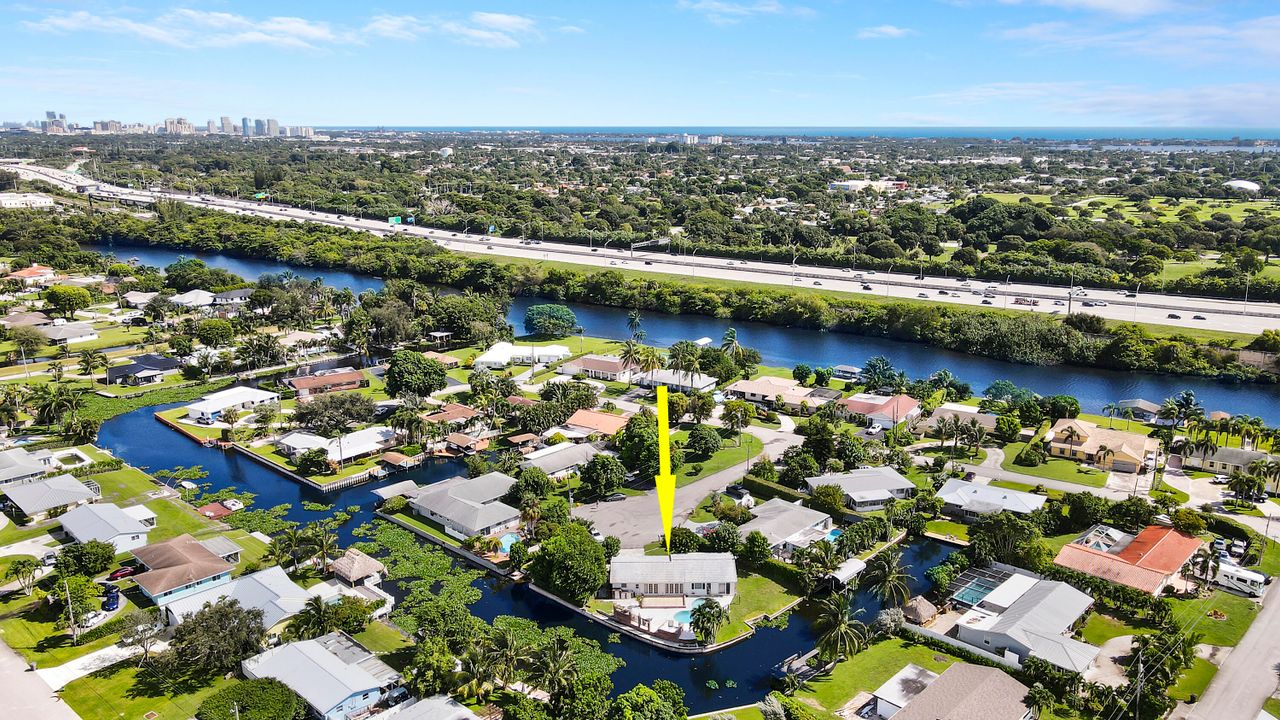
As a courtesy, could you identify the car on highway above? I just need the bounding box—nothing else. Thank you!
[862,283,873,290]
[813,281,822,286]
[1081,300,1097,307]
[1193,315,1206,320]
[644,261,653,265]
[841,268,851,273]
[1093,300,1108,307]
[1053,300,1065,306]
[937,289,948,295]
[1168,313,1181,319]
[486,245,494,250]
[610,261,617,265]
[107,566,138,581]
[917,292,928,298]
[983,292,996,298]
[591,248,598,252]
[865,271,877,275]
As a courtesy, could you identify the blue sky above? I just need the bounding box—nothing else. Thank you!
[3,0,1279,127]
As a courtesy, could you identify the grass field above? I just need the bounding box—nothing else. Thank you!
[924,519,969,541]
[1078,611,1156,646]
[1169,590,1259,646]
[672,428,762,488]
[60,661,234,720]
[1263,697,1280,719]
[999,442,1108,487]
[792,638,960,716]
[989,479,1066,499]
[716,572,801,643]
[1169,656,1218,702]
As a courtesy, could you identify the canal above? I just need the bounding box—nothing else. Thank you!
[87,242,1280,423]
[96,399,955,712]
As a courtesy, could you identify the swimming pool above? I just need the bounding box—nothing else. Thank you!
[499,532,522,553]
[826,528,844,542]
[673,598,710,624]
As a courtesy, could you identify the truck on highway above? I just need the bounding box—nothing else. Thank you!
[1013,297,1040,306]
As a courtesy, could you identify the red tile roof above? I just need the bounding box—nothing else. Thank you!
[1053,543,1175,595]
[423,403,479,423]
[1114,526,1202,574]
[565,408,629,435]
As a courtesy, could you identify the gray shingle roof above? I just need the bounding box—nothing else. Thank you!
[3,473,96,515]
[891,663,1031,720]
[520,443,600,475]
[60,502,150,543]
[737,498,830,547]
[805,467,914,496]
[409,472,519,536]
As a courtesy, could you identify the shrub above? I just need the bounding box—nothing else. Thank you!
[381,496,408,514]
[196,678,306,720]
[1014,442,1047,467]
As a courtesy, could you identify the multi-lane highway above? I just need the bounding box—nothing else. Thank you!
[8,160,1280,335]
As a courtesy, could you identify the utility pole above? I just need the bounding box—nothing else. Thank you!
[63,574,78,644]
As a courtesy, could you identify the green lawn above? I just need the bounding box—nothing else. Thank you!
[988,479,1066,499]
[1170,590,1259,646]
[918,445,988,465]
[382,510,463,547]
[353,619,412,654]
[156,407,224,441]
[60,661,235,720]
[144,498,218,542]
[793,638,960,715]
[1078,611,1156,646]
[1044,531,1079,555]
[246,444,382,485]
[1169,657,1218,702]
[673,431,762,488]
[924,519,969,541]
[92,465,162,505]
[1263,697,1280,719]
[716,572,801,643]
[0,517,56,547]
[999,442,1108,488]
[1249,538,1280,576]
[0,595,125,666]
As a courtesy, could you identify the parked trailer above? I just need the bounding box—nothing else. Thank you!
[1216,563,1267,597]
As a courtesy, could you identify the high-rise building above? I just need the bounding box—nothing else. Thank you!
[221,116,235,134]
[706,135,724,145]
[265,118,279,137]
[45,111,57,121]
[254,119,266,136]
[241,117,251,137]
[207,120,217,134]
[682,134,699,145]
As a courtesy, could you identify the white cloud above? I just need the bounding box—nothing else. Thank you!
[922,81,1280,125]
[25,8,552,51]
[857,24,915,39]
[998,0,1175,17]
[676,1,813,25]
[1000,14,1280,62]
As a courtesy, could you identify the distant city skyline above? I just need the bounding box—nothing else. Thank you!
[2,1,1279,127]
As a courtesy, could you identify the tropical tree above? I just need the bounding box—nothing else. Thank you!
[530,636,578,701]
[1102,402,1119,429]
[78,349,109,384]
[454,647,498,702]
[285,596,341,640]
[485,625,532,690]
[862,546,912,607]
[1190,547,1220,591]
[619,340,643,389]
[626,310,644,341]
[1060,424,1082,459]
[3,556,38,595]
[721,327,743,363]
[811,591,868,661]
[688,599,730,644]
[721,400,753,446]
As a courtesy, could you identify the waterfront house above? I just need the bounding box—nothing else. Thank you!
[0,447,56,488]
[131,533,235,605]
[421,403,482,433]
[872,663,938,719]
[285,367,367,398]
[2,473,98,521]
[170,289,215,308]
[445,432,485,454]
[276,426,398,464]
[608,551,737,599]
[121,290,157,308]
[633,368,718,393]
[184,386,280,423]
[922,403,999,435]
[832,364,861,380]
[520,442,601,479]
[408,471,521,540]
[547,408,630,441]
[888,663,1034,720]
[737,498,833,557]
[213,288,255,306]
[836,393,921,427]
[6,264,57,286]
[559,354,635,383]
[936,479,1046,520]
[1047,418,1159,473]
[473,341,570,369]
[104,353,183,386]
[1054,524,1201,595]
[724,376,839,415]
[1183,446,1277,476]
[804,467,916,512]
[381,696,479,720]
[242,632,403,720]
[59,502,156,553]
[1116,398,1161,423]
[40,321,98,346]
[162,565,312,637]
[950,571,1098,672]
[422,350,460,368]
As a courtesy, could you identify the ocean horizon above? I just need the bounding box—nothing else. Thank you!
[315,126,1280,142]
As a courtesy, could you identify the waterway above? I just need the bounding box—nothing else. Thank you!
[95,398,954,712]
[86,243,1280,423]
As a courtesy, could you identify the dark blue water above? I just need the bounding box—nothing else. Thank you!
[84,244,1280,423]
[323,126,1280,141]
[95,397,954,713]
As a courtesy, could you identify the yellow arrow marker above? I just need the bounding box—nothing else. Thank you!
[655,385,676,554]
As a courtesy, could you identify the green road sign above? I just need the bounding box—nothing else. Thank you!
[388,216,402,224]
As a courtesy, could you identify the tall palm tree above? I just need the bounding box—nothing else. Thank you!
[863,546,912,607]
[1059,424,1083,459]
[78,349,109,384]
[1191,547,1220,591]
[485,626,532,689]
[1102,402,1119,429]
[286,596,340,640]
[308,525,339,573]
[721,327,743,363]
[626,310,643,341]
[1095,444,1115,470]
[530,636,578,702]
[638,346,664,387]
[454,647,498,703]
[689,599,730,645]
[619,340,643,389]
[811,592,868,661]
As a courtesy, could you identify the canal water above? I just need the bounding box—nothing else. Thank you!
[96,398,954,712]
[86,243,1280,422]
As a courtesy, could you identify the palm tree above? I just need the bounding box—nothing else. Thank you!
[1059,424,1083,459]
[1191,547,1220,591]
[689,599,730,645]
[638,346,664,387]
[308,525,339,573]
[863,546,912,607]
[626,310,643,340]
[454,647,498,703]
[667,340,701,389]
[1095,444,1115,470]
[485,625,532,689]
[1121,407,1135,430]
[530,636,578,701]
[279,527,310,572]
[63,417,100,443]
[721,327,743,363]
[811,591,868,661]
[78,349,109,384]
[619,339,643,389]
[286,596,341,640]
[1102,402,1119,429]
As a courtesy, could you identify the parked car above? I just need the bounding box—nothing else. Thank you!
[102,593,121,612]
[604,493,626,502]
[867,423,884,435]
[1230,540,1247,556]
[107,566,138,581]
[589,528,605,542]
[1211,475,1229,484]
[42,552,57,567]
[80,611,105,629]
[1213,538,1227,552]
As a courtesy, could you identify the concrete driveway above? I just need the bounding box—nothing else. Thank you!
[0,642,81,720]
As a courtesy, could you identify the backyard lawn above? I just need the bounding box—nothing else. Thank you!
[793,638,959,715]
[353,619,412,654]
[673,430,763,488]
[1078,611,1156,646]
[999,442,1108,488]
[60,661,235,720]
[716,572,801,643]
[382,509,463,548]
[988,479,1065,499]
[1170,590,1259,646]
[924,519,969,541]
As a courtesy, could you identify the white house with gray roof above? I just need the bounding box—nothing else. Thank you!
[952,573,1098,672]
[162,565,313,634]
[805,467,916,511]
[242,632,402,720]
[609,551,737,599]
[737,498,833,556]
[3,473,98,520]
[520,442,601,479]
[59,502,157,553]
[936,479,1046,520]
[408,472,520,539]
[0,447,54,488]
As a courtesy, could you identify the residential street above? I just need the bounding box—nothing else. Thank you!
[1174,580,1280,720]
[0,642,81,720]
